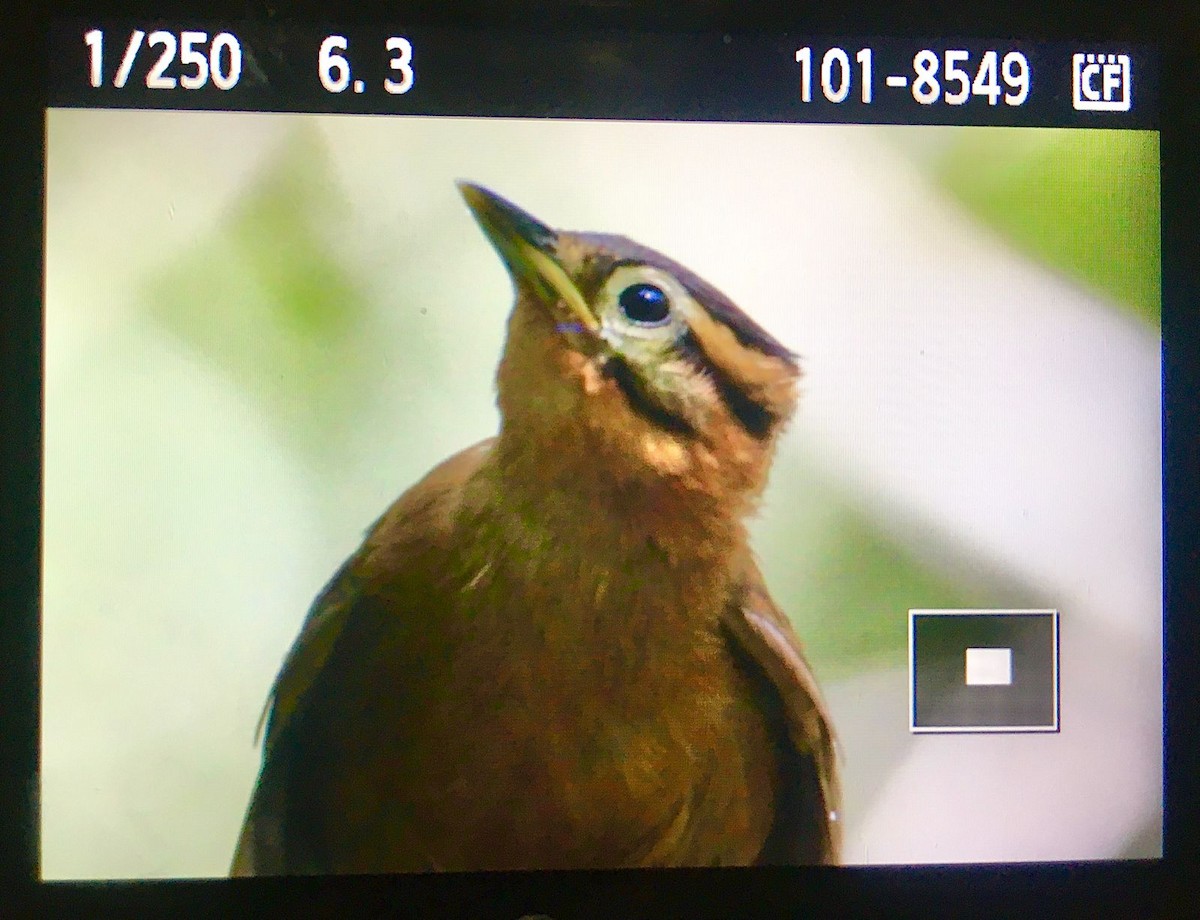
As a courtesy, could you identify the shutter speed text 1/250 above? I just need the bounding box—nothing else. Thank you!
[83,29,244,90]
[79,31,415,96]
[796,48,1031,106]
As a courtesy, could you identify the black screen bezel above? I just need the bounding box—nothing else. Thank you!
[3,1,1196,917]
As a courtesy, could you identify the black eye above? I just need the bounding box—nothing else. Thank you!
[617,283,671,326]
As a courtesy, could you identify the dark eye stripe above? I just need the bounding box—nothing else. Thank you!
[678,332,777,440]
[602,357,697,438]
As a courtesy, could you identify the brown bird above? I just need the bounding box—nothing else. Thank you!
[230,182,840,874]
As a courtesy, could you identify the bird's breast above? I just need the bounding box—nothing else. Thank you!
[389,553,782,869]
[290,453,781,871]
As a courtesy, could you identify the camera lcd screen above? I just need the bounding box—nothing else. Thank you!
[39,26,1162,879]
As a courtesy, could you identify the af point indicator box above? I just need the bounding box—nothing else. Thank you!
[909,609,1060,733]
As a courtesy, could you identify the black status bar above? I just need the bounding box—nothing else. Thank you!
[48,22,1159,129]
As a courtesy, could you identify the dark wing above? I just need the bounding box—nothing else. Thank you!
[230,558,362,875]
[722,558,842,865]
[229,438,494,876]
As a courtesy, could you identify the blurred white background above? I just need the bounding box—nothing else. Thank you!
[42,111,1162,877]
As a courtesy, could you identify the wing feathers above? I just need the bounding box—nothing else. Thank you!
[724,561,842,864]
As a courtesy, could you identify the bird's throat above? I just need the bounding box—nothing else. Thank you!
[459,442,747,682]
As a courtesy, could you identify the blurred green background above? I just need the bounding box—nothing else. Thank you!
[42,112,1161,877]
[933,129,1159,325]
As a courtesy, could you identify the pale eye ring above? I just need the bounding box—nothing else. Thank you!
[617,282,671,326]
[599,264,690,345]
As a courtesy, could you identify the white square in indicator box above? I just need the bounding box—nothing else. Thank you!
[965,647,1012,686]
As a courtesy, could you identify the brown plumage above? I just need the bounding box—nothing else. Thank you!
[230,183,840,874]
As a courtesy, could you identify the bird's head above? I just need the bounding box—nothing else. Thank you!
[460,182,800,508]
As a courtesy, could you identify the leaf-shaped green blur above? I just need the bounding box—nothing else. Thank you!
[143,126,389,472]
[935,128,1160,326]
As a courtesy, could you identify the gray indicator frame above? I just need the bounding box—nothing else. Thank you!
[908,609,1060,734]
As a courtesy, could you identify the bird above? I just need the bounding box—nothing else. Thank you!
[230,181,841,875]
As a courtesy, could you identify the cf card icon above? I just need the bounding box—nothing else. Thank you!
[1072,53,1132,111]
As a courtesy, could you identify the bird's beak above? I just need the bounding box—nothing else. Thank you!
[458,182,599,333]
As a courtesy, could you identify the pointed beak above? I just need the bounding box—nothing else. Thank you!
[457,182,599,333]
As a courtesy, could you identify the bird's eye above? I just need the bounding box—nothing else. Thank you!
[599,265,689,345]
[618,283,671,326]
